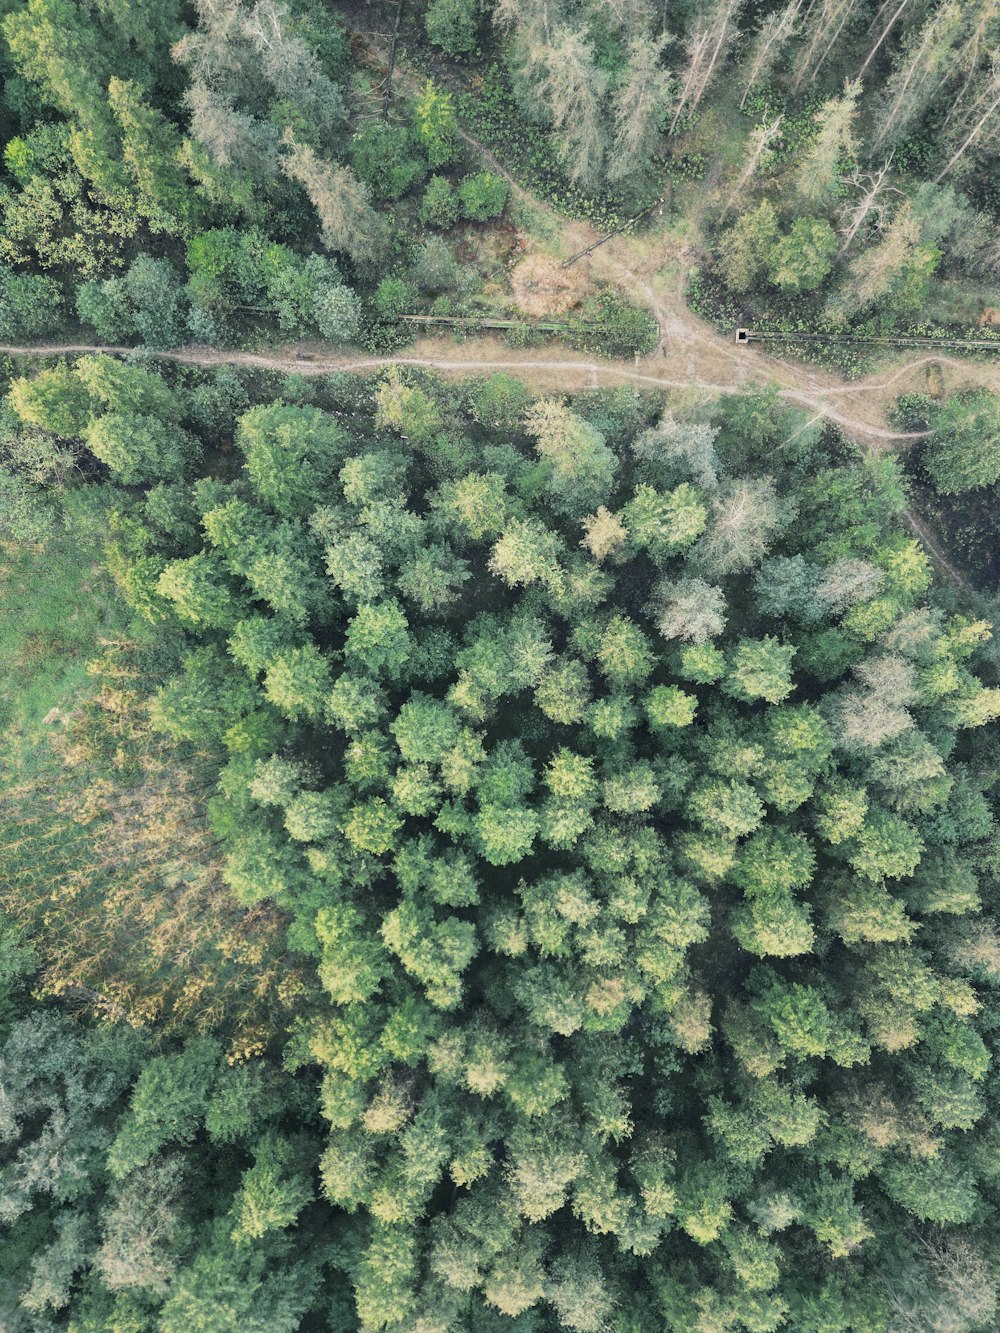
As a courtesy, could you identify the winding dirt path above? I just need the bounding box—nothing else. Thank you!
[450,125,1000,439]
[4,333,986,590]
[0,338,962,444]
[342,17,996,587]
[10,161,990,450]
[6,101,996,449]
[3,114,998,587]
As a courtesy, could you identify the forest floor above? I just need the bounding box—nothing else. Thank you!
[0,508,129,747]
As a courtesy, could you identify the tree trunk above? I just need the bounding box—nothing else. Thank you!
[809,0,863,83]
[739,1,803,110]
[933,84,1000,182]
[382,0,406,121]
[722,116,784,216]
[856,0,913,80]
[873,2,963,150]
[792,0,849,90]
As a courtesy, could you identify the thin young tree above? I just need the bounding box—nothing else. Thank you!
[941,0,1000,130]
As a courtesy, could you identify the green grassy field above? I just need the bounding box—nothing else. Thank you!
[0,491,307,1040]
[0,489,136,761]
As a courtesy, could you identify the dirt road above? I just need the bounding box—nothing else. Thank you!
[3,114,997,446]
[451,122,1000,445]
[2,332,984,589]
[2,118,997,589]
[4,204,997,450]
[0,336,985,446]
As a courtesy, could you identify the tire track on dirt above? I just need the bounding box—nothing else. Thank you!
[0,342,926,442]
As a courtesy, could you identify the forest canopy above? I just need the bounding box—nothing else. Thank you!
[3,0,1000,1327]
[4,357,1000,1329]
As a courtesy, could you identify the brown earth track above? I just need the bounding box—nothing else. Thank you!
[0,339,940,442]
[3,334,981,592]
[349,19,1000,444]
[4,116,999,586]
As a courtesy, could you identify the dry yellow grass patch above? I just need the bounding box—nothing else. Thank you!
[511,251,589,317]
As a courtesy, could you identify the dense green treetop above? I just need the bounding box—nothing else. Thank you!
[1,0,1000,1321]
[7,363,997,1329]
[923,390,1000,496]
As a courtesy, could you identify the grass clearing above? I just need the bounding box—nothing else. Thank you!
[0,489,311,1043]
[0,489,134,754]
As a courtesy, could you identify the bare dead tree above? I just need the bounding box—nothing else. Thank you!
[670,0,745,133]
[791,0,863,91]
[872,1,964,150]
[739,0,803,110]
[941,0,1000,128]
[934,62,1000,182]
[809,0,868,83]
[836,157,899,259]
[867,0,900,31]
[721,115,784,216]
[856,0,915,80]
